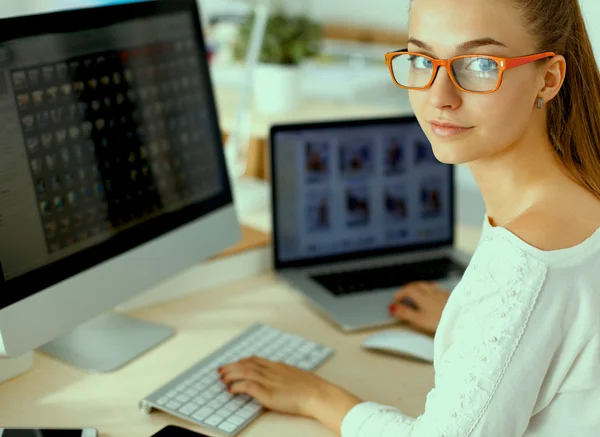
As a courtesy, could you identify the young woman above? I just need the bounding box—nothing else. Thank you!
[219,0,600,435]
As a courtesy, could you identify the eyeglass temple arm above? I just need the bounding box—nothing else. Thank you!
[505,52,556,69]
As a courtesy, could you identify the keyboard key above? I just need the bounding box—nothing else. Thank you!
[299,343,314,352]
[205,414,225,427]
[166,400,182,410]
[193,382,209,391]
[246,404,262,414]
[208,382,223,393]
[218,420,240,433]
[184,388,199,397]
[222,404,238,414]
[237,408,256,419]
[216,392,233,402]
[192,400,208,409]
[237,394,250,403]
[208,398,227,409]
[200,391,214,401]
[230,398,248,408]
[175,394,191,403]
[179,403,199,415]
[203,375,219,385]
[223,399,241,411]
[192,407,214,421]
[156,396,170,406]
[229,415,246,425]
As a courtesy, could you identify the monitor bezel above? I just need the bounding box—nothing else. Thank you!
[0,0,234,311]
[270,116,456,271]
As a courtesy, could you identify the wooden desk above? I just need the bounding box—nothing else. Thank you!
[210,225,270,260]
[0,224,482,437]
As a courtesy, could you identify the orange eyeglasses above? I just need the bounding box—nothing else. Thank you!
[384,49,556,94]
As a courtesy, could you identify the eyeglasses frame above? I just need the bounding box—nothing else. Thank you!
[384,49,557,94]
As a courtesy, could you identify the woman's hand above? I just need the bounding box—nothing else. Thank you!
[219,356,324,417]
[219,356,363,433]
[389,281,450,335]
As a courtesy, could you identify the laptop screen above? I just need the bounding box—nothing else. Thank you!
[271,117,454,268]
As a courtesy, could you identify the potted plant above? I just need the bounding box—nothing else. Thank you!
[233,7,323,114]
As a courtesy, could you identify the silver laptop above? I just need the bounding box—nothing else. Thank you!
[269,116,471,332]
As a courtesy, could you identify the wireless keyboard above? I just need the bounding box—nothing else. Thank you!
[139,324,334,436]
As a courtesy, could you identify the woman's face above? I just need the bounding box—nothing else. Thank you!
[408,0,543,164]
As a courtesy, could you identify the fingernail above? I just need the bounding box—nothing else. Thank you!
[389,304,397,314]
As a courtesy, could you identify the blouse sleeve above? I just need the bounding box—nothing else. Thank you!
[341,235,560,437]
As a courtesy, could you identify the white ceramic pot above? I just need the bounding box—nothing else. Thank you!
[253,63,300,114]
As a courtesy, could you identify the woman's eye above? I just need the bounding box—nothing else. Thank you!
[466,58,498,72]
[409,56,433,69]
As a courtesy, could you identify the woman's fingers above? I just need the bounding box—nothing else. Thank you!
[414,281,436,294]
[221,367,266,386]
[247,355,273,368]
[392,282,430,307]
[228,379,270,401]
[392,302,422,325]
[220,355,270,372]
[220,359,269,386]
[393,281,425,299]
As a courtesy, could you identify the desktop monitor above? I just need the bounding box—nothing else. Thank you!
[0,0,241,372]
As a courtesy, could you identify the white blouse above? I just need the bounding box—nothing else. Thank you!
[341,217,600,437]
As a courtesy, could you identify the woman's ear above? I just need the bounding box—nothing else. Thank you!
[540,55,567,103]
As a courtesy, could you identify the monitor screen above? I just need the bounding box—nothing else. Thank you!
[0,1,231,305]
[271,118,454,267]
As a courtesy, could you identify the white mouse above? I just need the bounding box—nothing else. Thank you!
[362,329,435,363]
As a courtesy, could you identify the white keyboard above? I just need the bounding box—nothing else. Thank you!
[139,324,333,436]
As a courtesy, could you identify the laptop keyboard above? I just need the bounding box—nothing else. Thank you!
[311,257,465,296]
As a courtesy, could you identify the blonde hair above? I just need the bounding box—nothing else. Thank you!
[513,0,600,197]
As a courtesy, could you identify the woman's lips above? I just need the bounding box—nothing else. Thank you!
[429,121,474,138]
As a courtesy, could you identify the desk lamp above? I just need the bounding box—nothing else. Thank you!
[224,0,271,217]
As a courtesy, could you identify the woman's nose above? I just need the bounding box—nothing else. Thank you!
[427,67,462,110]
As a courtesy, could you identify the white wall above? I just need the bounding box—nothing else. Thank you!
[211,0,599,64]
[287,0,599,63]
[200,0,410,31]
[2,1,597,50]
[279,0,600,65]
[287,0,599,56]
[282,0,410,31]
[580,0,600,64]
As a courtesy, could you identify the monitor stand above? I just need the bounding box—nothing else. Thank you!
[37,313,175,373]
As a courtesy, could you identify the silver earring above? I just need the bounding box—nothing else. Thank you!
[537,97,544,109]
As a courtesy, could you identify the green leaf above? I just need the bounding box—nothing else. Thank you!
[233,9,323,65]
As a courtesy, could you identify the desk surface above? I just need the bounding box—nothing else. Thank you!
[0,224,482,437]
